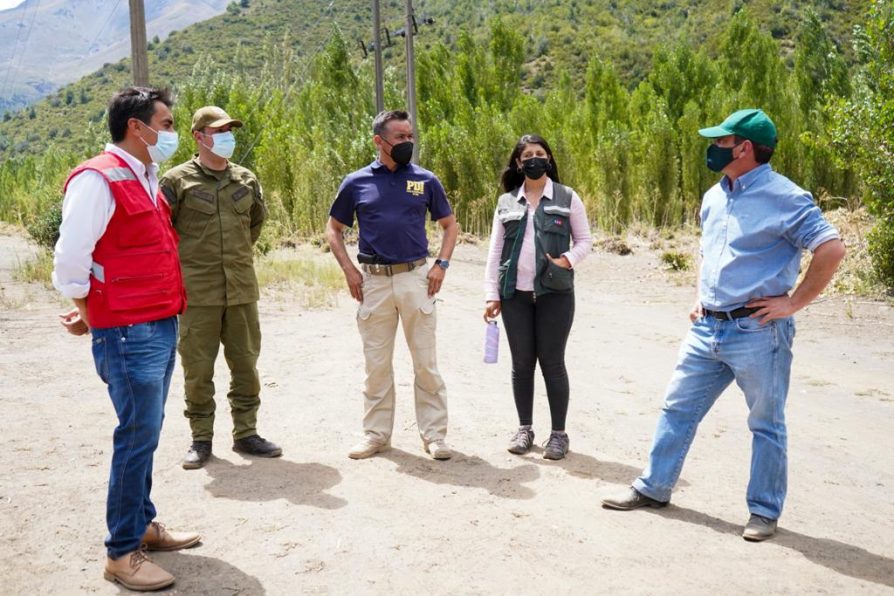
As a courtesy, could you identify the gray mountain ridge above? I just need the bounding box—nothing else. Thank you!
[0,0,230,112]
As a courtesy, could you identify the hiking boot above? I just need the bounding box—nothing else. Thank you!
[424,440,453,460]
[542,431,570,460]
[601,487,669,511]
[142,521,201,552]
[182,441,212,470]
[742,514,778,542]
[232,435,282,458]
[104,549,174,591]
[507,426,535,455]
[348,436,390,459]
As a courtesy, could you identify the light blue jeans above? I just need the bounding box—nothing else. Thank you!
[633,314,795,520]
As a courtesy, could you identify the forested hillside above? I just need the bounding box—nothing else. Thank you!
[1,0,892,287]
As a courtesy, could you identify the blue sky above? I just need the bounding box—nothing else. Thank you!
[0,0,26,10]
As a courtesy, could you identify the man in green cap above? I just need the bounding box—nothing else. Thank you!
[161,106,282,469]
[602,108,845,542]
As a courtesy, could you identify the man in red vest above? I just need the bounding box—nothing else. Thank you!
[53,87,200,591]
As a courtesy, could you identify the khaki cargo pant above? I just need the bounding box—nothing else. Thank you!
[179,302,261,442]
[357,265,448,444]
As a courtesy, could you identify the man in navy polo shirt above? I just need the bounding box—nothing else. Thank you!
[325,109,459,460]
[602,109,846,542]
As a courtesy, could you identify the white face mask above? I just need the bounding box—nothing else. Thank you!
[141,125,179,163]
[202,131,236,159]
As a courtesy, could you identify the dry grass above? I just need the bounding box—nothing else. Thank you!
[255,246,344,309]
[818,206,887,300]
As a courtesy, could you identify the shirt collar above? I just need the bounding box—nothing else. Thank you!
[105,143,158,181]
[721,163,772,193]
[515,177,554,204]
[370,158,411,173]
[192,154,231,179]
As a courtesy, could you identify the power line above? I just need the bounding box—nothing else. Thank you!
[235,0,347,164]
[87,0,125,54]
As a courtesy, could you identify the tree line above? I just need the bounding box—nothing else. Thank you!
[0,3,891,287]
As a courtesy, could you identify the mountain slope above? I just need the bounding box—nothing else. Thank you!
[0,0,868,158]
[0,0,231,113]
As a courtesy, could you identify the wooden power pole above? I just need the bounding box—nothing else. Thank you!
[129,0,149,86]
[404,0,418,161]
[372,0,384,113]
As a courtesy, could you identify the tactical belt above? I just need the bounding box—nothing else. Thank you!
[361,258,427,276]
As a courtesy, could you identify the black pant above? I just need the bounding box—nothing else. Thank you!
[500,291,575,431]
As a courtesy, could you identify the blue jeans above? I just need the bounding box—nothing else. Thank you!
[91,316,178,559]
[633,314,796,519]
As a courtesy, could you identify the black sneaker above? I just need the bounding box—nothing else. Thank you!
[232,435,282,458]
[182,441,212,470]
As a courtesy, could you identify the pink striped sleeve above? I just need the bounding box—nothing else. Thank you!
[483,207,504,302]
[562,190,592,268]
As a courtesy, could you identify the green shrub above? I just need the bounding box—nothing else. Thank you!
[25,203,63,251]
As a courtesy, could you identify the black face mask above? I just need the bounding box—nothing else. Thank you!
[387,140,414,166]
[521,157,550,180]
[705,142,743,172]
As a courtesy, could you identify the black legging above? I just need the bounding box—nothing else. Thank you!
[500,291,575,431]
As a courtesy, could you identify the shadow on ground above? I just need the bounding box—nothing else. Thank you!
[650,505,894,588]
[380,448,540,499]
[143,552,265,595]
[203,457,346,509]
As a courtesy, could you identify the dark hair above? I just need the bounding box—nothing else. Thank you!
[372,109,411,136]
[733,135,775,164]
[108,87,173,142]
[500,134,561,193]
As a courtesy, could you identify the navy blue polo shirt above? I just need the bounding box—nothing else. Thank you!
[329,159,453,263]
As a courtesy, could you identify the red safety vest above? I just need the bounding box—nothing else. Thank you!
[64,151,186,329]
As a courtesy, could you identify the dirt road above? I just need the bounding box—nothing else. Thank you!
[1,229,892,594]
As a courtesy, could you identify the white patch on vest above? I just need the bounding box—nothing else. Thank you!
[543,205,571,216]
[91,262,105,283]
[104,167,138,182]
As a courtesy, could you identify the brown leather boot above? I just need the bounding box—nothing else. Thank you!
[104,549,174,591]
[142,521,201,551]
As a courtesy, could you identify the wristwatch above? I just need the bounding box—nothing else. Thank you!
[435,259,450,270]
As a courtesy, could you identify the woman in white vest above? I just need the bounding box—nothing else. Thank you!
[483,134,593,460]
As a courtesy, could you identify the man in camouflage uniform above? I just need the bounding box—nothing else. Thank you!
[161,106,281,469]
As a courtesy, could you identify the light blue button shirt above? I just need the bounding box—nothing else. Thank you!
[699,163,840,311]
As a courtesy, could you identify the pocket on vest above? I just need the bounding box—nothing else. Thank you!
[541,259,574,292]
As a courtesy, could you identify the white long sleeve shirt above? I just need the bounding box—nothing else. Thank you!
[52,144,160,299]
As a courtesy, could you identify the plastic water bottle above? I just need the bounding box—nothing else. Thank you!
[484,321,499,364]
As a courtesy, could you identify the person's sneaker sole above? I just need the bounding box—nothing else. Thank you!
[181,458,208,470]
[601,498,669,511]
[424,445,452,460]
[103,571,175,591]
[232,445,283,458]
[542,449,569,461]
[507,444,532,455]
[348,443,389,459]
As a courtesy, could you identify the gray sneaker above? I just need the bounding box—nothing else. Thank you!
[742,514,777,542]
[507,426,535,454]
[542,431,570,460]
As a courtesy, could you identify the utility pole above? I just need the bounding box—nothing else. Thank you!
[404,0,418,161]
[372,0,384,113]
[129,0,149,86]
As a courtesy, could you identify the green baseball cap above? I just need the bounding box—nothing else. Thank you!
[191,106,243,132]
[698,108,777,148]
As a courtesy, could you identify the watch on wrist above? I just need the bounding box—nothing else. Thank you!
[435,258,450,270]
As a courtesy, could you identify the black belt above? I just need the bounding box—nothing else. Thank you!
[703,306,758,320]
